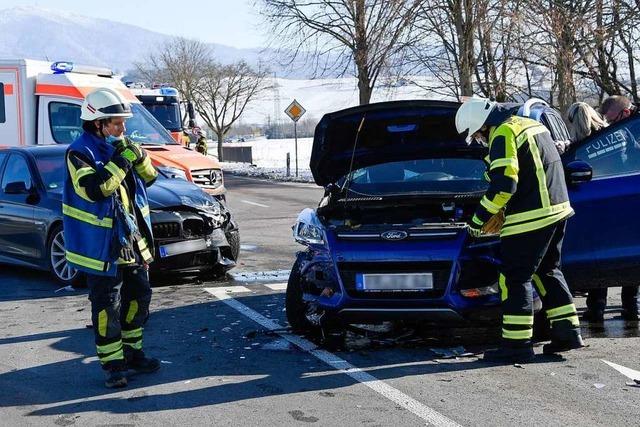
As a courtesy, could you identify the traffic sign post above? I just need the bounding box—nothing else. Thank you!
[285,99,306,177]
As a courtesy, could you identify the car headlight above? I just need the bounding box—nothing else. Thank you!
[158,166,188,181]
[293,222,325,245]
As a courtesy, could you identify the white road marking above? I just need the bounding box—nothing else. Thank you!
[602,359,640,381]
[204,286,251,294]
[230,270,291,282]
[264,282,288,291]
[205,288,462,427]
[241,199,270,208]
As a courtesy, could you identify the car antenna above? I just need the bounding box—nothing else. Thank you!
[341,113,366,200]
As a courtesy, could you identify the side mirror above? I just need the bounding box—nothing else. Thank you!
[565,160,592,185]
[4,181,30,194]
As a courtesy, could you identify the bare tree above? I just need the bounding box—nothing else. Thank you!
[410,0,520,101]
[136,37,212,124]
[193,61,268,161]
[258,0,421,105]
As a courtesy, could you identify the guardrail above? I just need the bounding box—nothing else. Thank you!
[222,146,253,163]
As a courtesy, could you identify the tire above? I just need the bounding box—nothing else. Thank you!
[225,229,240,262]
[47,224,84,287]
[285,258,320,334]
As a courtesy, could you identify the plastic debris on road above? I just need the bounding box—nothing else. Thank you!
[429,346,473,359]
[54,285,76,293]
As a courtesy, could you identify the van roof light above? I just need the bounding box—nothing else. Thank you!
[51,61,114,77]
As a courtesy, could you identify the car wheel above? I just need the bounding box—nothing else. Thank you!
[285,258,321,334]
[48,224,83,287]
[226,229,240,262]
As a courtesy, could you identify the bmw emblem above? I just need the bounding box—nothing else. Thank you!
[381,230,408,241]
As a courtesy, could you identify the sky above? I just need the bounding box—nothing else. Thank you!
[2,0,267,49]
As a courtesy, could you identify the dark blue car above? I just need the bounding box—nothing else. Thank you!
[285,100,640,332]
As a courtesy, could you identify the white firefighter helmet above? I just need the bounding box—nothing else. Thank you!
[81,87,133,121]
[455,97,497,143]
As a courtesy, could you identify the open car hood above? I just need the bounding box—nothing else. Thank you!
[311,100,486,186]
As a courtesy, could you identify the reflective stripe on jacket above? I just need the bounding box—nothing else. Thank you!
[472,116,574,237]
[63,132,157,276]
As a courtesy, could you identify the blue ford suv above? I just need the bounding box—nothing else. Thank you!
[285,100,640,332]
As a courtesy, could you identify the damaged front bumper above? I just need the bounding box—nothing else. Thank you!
[295,226,505,326]
[150,208,238,275]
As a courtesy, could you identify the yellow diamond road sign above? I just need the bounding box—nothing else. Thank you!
[285,99,306,122]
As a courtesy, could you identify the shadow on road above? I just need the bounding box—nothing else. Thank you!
[0,290,607,418]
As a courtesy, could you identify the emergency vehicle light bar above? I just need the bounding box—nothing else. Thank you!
[51,61,114,77]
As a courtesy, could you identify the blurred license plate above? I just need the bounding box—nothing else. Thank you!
[159,239,208,258]
[359,273,433,291]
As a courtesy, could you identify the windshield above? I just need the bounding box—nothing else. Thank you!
[48,102,177,145]
[34,154,65,193]
[341,158,489,196]
[144,103,182,132]
[126,104,177,145]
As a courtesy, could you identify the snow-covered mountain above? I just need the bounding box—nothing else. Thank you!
[0,6,298,76]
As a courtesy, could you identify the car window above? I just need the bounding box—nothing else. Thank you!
[1,154,33,191]
[49,102,83,144]
[344,158,488,195]
[34,154,66,192]
[573,118,640,178]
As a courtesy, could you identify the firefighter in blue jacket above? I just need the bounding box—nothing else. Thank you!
[456,98,585,363]
[63,88,160,388]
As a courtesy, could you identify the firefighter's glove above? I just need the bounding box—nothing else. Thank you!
[118,142,145,165]
[481,210,505,235]
[467,218,484,238]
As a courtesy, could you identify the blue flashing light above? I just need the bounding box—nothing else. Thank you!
[51,61,74,74]
[160,87,179,97]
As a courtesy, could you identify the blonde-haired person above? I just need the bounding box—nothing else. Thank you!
[565,102,608,145]
[565,101,639,322]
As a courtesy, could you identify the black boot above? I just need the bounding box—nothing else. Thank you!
[483,345,534,364]
[125,348,161,374]
[543,320,585,355]
[103,360,128,388]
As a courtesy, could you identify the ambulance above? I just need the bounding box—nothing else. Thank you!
[0,59,225,197]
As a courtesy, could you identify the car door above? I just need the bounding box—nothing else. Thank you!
[564,115,640,286]
[0,153,38,262]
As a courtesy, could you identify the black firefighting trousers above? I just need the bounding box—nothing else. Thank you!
[499,220,579,345]
[87,266,152,369]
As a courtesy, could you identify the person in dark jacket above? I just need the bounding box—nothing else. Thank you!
[456,98,585,363]
[64,88,160,388]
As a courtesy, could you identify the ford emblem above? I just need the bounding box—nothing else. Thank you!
[381,230,408,241]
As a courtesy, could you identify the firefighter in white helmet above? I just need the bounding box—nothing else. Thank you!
[63,88,160,388]
[456,97,584,363]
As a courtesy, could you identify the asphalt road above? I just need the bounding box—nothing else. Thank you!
[1,174,639,426]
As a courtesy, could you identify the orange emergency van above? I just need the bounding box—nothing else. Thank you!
[0,59,225,197]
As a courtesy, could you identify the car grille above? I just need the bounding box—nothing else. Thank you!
[335,224,466,241]
[191,168,222,189]
[153,222,181,239]
[337,261,452,299]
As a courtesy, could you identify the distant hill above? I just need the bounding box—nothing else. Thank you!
[0,5,308,77]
